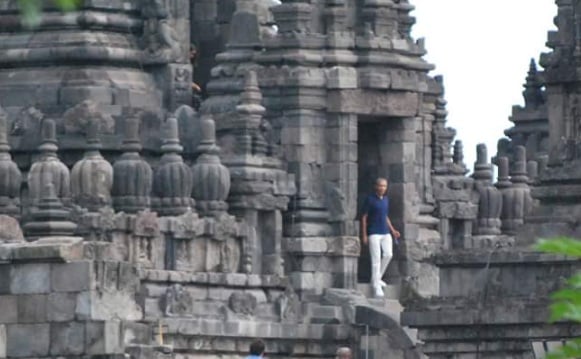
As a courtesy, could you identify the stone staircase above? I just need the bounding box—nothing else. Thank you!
[356,282,419,346]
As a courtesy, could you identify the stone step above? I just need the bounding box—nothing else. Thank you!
[302,303,345,324]
[367,298,403,322]
[357,282,400,300]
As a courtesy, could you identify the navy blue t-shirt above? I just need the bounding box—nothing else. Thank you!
[361,194,390,235]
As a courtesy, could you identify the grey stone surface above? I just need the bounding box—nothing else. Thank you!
[50,321,85,355]
[51,262,93,292]
[17,294,47,323]
[0,296,17,323]
[10,263,51,294]
[47,292,77,322]
[0,0,569,358]
[85,320,122,354]
[6,323,50,357]
[0,325,5,358]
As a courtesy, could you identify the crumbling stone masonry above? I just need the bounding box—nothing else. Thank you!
[1,0,578,358]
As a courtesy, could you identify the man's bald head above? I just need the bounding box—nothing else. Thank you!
[374,177,388,196]
[336,347,352,359]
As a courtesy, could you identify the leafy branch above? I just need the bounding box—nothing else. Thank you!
[17,0,80,27]
[536,238,581,359]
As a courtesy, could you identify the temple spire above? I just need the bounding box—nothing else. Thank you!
[523,58,544,108]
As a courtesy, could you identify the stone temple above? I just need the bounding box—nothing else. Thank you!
[0,0,579,358]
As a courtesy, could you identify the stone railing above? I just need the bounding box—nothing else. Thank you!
[433,141,536,250]
[0,106,257,275]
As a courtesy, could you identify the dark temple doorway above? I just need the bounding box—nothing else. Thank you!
[357,120,382,283]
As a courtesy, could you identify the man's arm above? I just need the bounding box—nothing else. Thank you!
[361,214,368,245]
[387,217,400,238]
[360,197,369,245]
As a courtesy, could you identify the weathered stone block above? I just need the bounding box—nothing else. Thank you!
[50,321,86,355]
[208,287,235,301]
[47,292,77,322]
[0,325,5,358]
[17,294,47,323]
[10,263,50,294]
[86,321,122,355]
[76,291,142,321]
[327,90,420,117]
[6,323,50,357]
[144,298,163,319]
[326,67,358,89]
[11,237,84,262]
[0,266,9,294]
[0,295,17,323]
[51,261,93,292]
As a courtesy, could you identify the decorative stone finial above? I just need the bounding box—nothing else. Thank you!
[28,119,71,208]
[396,0,415,39]
[497,150,533,235]
[112,115,153,213]
[191,116,231,216]
[523,59,544,109]
[271,0,313,35]
[236,71,268,155]
[228,0,262,49]
[537,154,549,176]
[0,107,22,217]
[153,116,194,216]
[71,118,114,212]
[527,160,539,185]
[361,0,397,38]
[495,157,512,189]
[473,144,492,181]
[472,144,502,235]
[510,146,529,185]
[23,183,77,240]
[453,140,464,165]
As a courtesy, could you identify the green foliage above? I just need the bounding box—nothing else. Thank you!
[17,0,80,27]
[535,237,581,359]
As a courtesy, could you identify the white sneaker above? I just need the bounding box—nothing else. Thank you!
[373,287,384,298]
[380,280,388,288]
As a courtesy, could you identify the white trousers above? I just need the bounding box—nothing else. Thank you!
[369,234,393,290]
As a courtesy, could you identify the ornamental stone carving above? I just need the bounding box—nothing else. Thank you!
[112,116,153,214]
[191,116,231,216]
[71,118,114,212]
[153,116,194,216]
[28,119,71,207]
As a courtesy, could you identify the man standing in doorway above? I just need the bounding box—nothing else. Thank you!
[361,178,401,298]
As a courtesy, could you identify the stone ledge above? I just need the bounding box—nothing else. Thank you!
[283,236,360,257]
[160,318,351,340]
[402,301,552,327]
[432,249,575,267]
[0,237,84,264]
[140,270,288,289]
[417,322,581,342]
